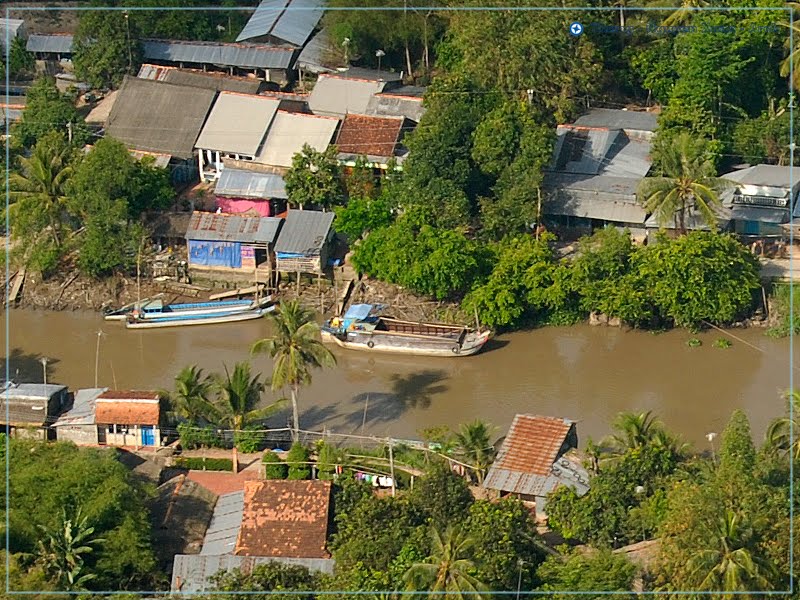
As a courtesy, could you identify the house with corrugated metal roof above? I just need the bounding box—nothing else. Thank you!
[195,92,281,181]
[542,108,657,240]
[364,85,426,123]
[26,33,73,61]
[722,164,800,238]
[185,211,284,283]
[142,38,299,86]
[484,414,590,522]
[214,164,288,218]
[0,381,70,440]
[236,0,325,48]
[106,75,217,181]
[52,388,108,445]
[137,64,267,95]
[308,69,403,118]
[171,480,335,593]
[273,208,335,275]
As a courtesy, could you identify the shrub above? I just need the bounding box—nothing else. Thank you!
[316,442,345,481]
[177,423,225,450]
[173,457,233,471]
[234,427,263,454]
[287,443,311,480]
[262,450,288,479]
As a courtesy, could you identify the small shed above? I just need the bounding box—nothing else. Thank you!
[0,19,26,51]
[26,33,73,60]
[186,211,284,281]
[52,387,108,446]
[273,209,335,275]
[483,414,590,521]
[0,382,70,440]
[214,166,287,217]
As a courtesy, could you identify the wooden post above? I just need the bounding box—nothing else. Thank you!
[318,272,323,313]
[296,271,301,296]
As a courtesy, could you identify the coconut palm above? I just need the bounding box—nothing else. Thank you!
[213,361,285,432]
[453,420,496,485]
[162,365,216,425]
[764,390,800,461]
[637,133,732,234]
[662,0,709,27]
[251,300,336,441]
[604,410,665,454]
[7,133,73,248]
[687,510,775,597]
[35,507,104,591]
[404,526,489,600]
[781,5,800,90]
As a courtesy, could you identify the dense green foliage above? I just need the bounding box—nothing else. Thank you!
[286,443,312,480]
[173,456,234,471]
[262,450,289,479]
[73,8,143,89]
[2,440,161,591]
[537,549,637,599]
[13,78,88,149]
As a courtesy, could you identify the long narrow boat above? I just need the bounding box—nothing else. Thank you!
[321,304,493,357]
[105,298,264,321]
[125,303,275,330]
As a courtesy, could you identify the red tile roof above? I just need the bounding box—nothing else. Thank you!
[95,401,160,425]
[335,114,405,158]
[494,415,575,476]
[97,390,160,401]
[234,480,332,559]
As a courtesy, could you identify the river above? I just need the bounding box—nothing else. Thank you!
[3,309,795,447]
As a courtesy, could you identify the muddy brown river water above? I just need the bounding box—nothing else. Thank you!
[3,309,795,447]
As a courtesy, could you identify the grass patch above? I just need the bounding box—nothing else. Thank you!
[712,338,732,349]
[686,338,702,348]
[767,283,799,338]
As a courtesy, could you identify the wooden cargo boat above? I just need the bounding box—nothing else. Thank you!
[321,304,492,357]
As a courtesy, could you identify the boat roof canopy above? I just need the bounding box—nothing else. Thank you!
[344,303,387,320]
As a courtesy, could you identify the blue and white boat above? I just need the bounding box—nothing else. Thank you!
[125,299,275,330]
[104,297,257,321]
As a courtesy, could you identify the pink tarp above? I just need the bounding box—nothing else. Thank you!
[215,197,271,217]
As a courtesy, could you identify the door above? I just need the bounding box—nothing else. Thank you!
[141,426,155,446]
[743,220,760,235]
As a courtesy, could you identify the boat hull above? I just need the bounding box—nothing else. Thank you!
[110,298,271,322]
[321,329,492,357]
[126,306,274,329]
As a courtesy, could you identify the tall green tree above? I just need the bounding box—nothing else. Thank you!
[34,508,105,591]
[637,133,732,233]
[686,511,776,597]
[537,548,636,599]
[73,7,143,89]
[13,77,87,148]
[163,365,216,424]
[764,390,800,461]
[453,420,496,485]
[404,526,489,600]
[251,300,336,441]
[212,361,285,433]
[7,131,74,250]
[284,144,345,210]
[603,410,666,454]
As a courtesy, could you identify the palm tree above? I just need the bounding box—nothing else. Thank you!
[764,390,800,461]
[454,420,496,485]
[662,0,709,27]
[404,526,489,600]
[637,133,732,234]
[687,510,775,597]
[8,134,73,248]
[604,410,665,453]
[35,507,104,591]
[163,365,216,424]
[780,4,800,89]
[213,361,285,432]
[251,300,336,442]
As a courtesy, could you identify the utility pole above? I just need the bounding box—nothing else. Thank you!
[388,438,396,497]
[94,330,103,387]
[39,357,48,387]
[124,11,133,74]
[66,121,72,143]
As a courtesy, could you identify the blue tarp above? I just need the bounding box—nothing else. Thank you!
[345,304,375,321]
[188,240,242,268]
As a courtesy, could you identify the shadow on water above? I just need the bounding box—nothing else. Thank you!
[343,369,449,429]
[482,338,510,352]
[3,347,61,383]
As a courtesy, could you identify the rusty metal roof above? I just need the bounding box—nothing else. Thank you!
[335,114,406,159]
[186,211,283,244]
[234,480,332,559]
[484,414,590,498]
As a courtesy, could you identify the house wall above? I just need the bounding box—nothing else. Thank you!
[216,197,272,217]
[101,424,161,447]
[7,425,47,441]
[188,240,243,269]
[733,220,786,237]
[56,425,99,446]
